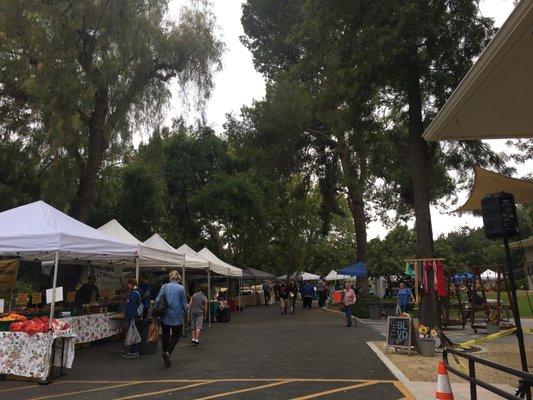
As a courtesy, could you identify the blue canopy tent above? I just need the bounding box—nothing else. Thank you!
[339,261,368,277]
[451,272,474,282]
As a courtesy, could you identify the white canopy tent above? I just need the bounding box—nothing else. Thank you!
[325,270,351,281]
[198,248,243,277]
[480,269,499,281]
[0,201,138,325]
[278,272,321,281]
[98,220,184,281]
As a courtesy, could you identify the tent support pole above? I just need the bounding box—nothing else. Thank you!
[49,251,59,329]
[182,265,186,296]
[207,267,211,327]
[135,258,139,283]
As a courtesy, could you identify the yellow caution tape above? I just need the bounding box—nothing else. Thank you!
[459,328,517,349]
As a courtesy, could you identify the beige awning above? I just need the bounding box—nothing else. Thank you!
[457,166,533,211]
[424,0,533,141]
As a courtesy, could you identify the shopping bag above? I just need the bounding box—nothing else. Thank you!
[148,320,160,344]
[125,321,141,346]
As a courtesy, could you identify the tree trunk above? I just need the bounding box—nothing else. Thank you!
[407,77,440,329]
[70,87,109,221]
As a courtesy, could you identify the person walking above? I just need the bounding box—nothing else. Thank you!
[155,270,188,367]
[123,278,142,359]
[317,276,326,307]
[278,282,288,315]
[273,281,281,304]
[287,279,298,314]
[138,273,151,318]
[188,286,208,346]
[262,280,271,305]
[397,282,414,313]
[342,282,357,327]
[302,281,314,309]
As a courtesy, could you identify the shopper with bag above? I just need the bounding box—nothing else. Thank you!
[123,278,143,359]
[155,270,188,367]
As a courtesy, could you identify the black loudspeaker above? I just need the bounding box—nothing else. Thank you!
[481,192,519,239]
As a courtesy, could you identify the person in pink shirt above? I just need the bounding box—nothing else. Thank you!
[342,282,357,327]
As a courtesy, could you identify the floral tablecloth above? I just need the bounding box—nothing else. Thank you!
[59,313,123,344]
[0,329,76,380]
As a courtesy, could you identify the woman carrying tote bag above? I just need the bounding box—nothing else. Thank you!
[123,278,142,359]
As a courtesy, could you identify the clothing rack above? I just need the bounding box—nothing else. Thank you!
[404,258,446,304]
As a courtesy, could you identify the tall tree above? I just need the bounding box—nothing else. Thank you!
[0,0,222,219]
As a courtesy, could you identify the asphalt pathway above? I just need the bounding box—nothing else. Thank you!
[1,303,414,399]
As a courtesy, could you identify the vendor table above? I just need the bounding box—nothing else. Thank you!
[59,312,123,344]
[0,329,75,381]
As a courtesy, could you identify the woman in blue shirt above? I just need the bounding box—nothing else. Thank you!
[155,270,188,367]
[397,282,414,313]
[123,278,141,359]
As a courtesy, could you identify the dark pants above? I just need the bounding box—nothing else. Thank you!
[161,323,183,355]
[318,291,326,307]
[400,304,408,313]
[303,296,312,309]
[344,304,353,326]
[264,291,270,305]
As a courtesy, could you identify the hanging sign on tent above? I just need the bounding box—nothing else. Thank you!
[32,292,42,305]
[0,260,19,304]
[46,287,64,304]
[386,316,417,355]
[67,291,76,303]
[17,293,28,306]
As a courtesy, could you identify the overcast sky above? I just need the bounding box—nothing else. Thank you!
[162,0,528,240]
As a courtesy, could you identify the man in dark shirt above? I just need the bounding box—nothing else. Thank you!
[75,275,99,304]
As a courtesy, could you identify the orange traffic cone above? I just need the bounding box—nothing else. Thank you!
[436,361,454,400]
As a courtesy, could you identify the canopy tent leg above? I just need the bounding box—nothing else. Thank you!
[48,251,59,329]
[135,258,139,283]
[207,267,211,327]
[182,265,186,297]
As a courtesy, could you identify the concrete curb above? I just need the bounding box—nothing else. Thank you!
[366,341,411,386]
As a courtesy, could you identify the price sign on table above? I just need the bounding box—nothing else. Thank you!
[67,291,76,303]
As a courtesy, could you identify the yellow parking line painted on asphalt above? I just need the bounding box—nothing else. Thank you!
[112,380,214,400]
[288,381,379,400]
[193,379,295,400]
[0,383,58,393]
[27,382,144,400]
[393,381,416,400]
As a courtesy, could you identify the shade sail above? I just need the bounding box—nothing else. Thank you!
[325,270,351,281]
[339,261,368,277]
[198,247,243,277]
[242,267,275,281]
[98,220,184,266]
[0,201,137,262]
[456,167,533,211]
[423,0,533,141]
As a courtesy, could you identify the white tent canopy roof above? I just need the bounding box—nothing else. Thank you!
[98,220,184,267]
[175,244,211,268]
[300,272,320,281]
[324,270,351,281]
[0,201,138,262]
[480,269,499,280]
[198,247,242,277]
[424,0,533,141]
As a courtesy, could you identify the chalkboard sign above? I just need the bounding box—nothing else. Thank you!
[386,316,416,355]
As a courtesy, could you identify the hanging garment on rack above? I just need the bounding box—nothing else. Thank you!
[423,260,432,294]
[404,262,414,277]
[435,261,448,297]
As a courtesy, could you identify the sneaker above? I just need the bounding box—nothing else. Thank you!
[162,352,171,367]
[195,340,200,345]
[191,340,196,346]
[124,352,139,359]
[121,352,133,358]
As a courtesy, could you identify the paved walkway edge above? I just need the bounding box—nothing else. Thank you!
[366,342,411,387]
